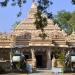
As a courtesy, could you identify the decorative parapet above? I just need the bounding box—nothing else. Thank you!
[67,31,75,47]
[29,39,54,46]
[0,33,14,48]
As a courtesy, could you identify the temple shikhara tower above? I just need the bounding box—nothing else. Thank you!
[0,1,75,69]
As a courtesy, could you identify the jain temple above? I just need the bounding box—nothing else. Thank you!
[0,1,75,70]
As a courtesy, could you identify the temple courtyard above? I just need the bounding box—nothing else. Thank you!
[1,69,75,75]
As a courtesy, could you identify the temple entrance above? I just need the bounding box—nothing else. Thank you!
[24,55,29,60]
[36,55,43,68]
[35,52,47,68]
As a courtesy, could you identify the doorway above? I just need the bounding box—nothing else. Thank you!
[24,55,29,59]
[36,55,43,68]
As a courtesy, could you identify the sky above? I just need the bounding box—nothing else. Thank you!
[0,0,75,32]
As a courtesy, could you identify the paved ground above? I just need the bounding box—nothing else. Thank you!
[0,69,75,75]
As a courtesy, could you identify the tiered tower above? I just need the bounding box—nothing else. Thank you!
[12,0,67,47]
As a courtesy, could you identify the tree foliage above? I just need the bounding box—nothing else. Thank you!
[72,0,75,4]
[0,0,9,7]
[54,11,71,25]
[34,0,52,39]
[0,0,52,18]
[0,0,26,17]
[68,12,75,31]
[0,0,26,7]
[54,11,75,34]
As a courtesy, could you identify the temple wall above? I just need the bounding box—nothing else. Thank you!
[0,48,10,60]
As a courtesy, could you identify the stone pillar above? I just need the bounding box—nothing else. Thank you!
[31,48,35,59]
[31,48,36,70]
[47,49,52,69]
[10,44,12,61]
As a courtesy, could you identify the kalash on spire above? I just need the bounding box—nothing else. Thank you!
[27,0,37,18]
[31,0,37,9]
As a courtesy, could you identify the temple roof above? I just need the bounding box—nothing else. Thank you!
[0,32,14,48]
[14,2,58,31]
[13,3,62,37]
[11,2,67,47]
[61,29,67,36]
[14,2,37,31]
[66,31,75,47]
[67,31,75,42]
[0,2,75,48]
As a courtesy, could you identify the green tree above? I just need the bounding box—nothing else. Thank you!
[0,0,26,17]
[34,0,52,39]
[54,11,72,34]
[0,0,26,7]
[72,0,75,4]
[68,12,75,31]
[0,0,52,18]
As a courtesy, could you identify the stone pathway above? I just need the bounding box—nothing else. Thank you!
[28,69,75,75]
[28,69,63,75]
[0,69,75,75]
[0,73,27,75]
